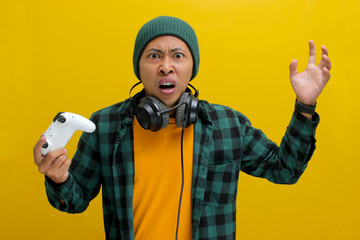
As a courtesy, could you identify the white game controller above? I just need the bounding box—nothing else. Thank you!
[41,112,96,156]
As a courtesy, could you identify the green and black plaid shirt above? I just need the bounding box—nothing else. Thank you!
[45,91,319,239]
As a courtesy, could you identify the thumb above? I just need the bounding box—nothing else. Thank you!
[289,59,298,77]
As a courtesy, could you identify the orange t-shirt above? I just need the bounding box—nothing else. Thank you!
[133,117,194,239]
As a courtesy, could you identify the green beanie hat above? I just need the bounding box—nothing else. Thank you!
[133,16,200,81]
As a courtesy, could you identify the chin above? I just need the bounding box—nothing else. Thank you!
[162,99,177,108]
[158,96,178,108]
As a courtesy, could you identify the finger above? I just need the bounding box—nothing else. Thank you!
[321,45,329,56]
[308,39,316,65]
[38,149,67,175]
[324,54,332,70]
[54,158,71,184]
[50,154,69,171]
[318,54,332,71]
[289,59,298,77]
[46,154,69,181]
[59,158,72,173]
[322,67,331,85]
[33,135,47,165]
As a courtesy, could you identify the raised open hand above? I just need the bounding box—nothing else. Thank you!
[289,40,332,106]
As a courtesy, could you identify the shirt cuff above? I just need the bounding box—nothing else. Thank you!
[288,111,320,138]
[45,174,74,208]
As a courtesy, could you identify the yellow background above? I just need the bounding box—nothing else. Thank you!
[1,0,359,239]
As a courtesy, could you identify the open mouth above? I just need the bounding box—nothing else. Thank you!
[158,78,176,95]
[159,82,175,90]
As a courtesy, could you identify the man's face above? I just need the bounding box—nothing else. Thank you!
[139,35,193,109]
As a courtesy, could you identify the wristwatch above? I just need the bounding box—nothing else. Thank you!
[294,100,317,115]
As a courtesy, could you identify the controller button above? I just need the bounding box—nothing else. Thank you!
[42,142,49,149]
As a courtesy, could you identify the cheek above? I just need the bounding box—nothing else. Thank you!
[184,60,193,78]
[139,64,155,83]
[186,64,193,80]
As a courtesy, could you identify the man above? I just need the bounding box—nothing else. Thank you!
[33,16,331,239]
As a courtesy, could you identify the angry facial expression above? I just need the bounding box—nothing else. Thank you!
[139,35,193,109]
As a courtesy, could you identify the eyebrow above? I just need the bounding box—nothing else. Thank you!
[146,47,185,54]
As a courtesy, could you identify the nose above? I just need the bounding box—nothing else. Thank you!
[159,56,174,75]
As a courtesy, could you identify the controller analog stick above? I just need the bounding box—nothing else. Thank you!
[42,142,49,149]
[57,116,66,123]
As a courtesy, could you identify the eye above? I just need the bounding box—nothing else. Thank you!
[149,53,159,59]
[174,53,183,59]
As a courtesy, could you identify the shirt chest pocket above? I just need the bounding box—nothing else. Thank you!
[203,162,239,206]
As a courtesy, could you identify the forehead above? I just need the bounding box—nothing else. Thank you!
[144,35,190,51]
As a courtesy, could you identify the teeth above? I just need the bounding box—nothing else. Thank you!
[161,82,173,86]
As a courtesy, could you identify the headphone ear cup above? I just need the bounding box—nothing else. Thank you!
[187,94,198,125]
[175,92,199,127]
[175,92,188,127]
[136,96,169,131]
